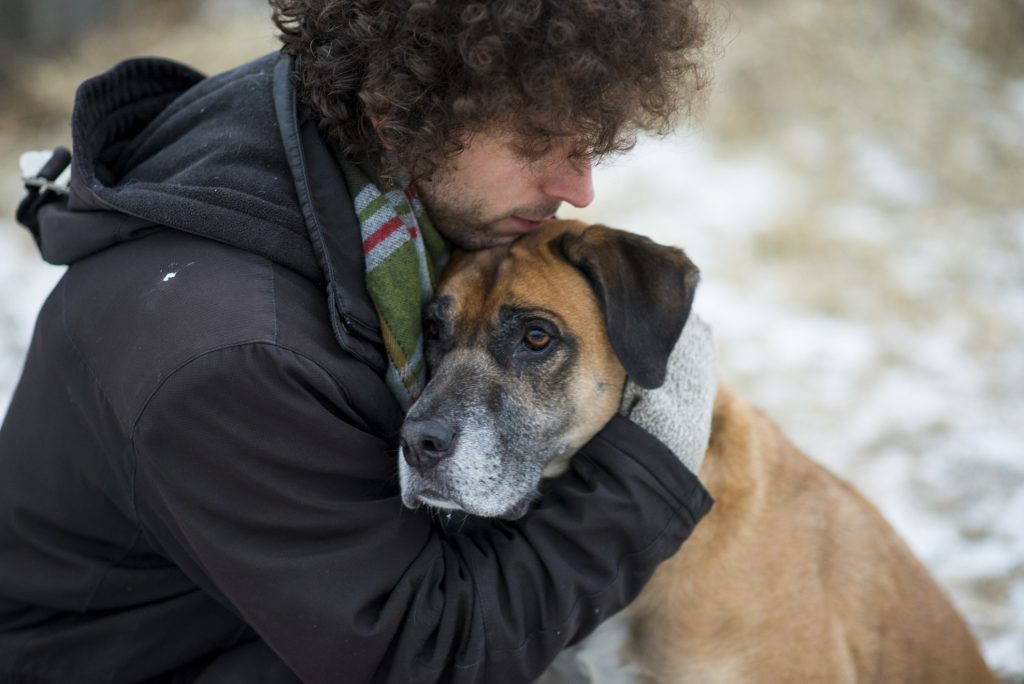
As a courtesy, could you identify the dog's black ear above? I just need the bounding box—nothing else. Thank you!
[558,225,700,389]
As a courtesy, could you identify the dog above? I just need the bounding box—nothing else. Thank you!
[398,220,997,683]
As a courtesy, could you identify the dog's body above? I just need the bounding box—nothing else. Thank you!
[607,385,994,683]
[399,220,996,683]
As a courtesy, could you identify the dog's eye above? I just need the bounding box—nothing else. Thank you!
[523,327,552,351]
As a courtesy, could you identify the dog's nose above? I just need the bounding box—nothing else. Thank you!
[400,419,455,470]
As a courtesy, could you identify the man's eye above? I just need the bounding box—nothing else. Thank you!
[523,327,552,351]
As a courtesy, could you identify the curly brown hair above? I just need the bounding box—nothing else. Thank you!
[271,0,709,183]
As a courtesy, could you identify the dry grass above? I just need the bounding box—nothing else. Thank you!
[0,0,277,214]
[694,0,1024,368]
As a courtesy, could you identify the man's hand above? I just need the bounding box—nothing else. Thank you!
[620,314,718,476]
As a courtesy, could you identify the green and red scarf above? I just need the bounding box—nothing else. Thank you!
[341,161,448,410]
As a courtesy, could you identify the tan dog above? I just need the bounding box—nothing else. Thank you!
[398,220,996,683]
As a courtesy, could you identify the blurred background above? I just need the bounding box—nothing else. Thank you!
[0,0,1022,678]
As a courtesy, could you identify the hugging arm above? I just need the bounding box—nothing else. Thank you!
[132,342,712,684]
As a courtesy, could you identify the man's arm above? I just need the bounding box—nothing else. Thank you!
[133,342,711,684]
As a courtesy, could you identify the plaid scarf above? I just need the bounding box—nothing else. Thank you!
[341,161,448,410]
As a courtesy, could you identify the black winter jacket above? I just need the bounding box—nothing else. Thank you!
[0,53,713,683]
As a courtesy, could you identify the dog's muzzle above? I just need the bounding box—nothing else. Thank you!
[398,417,468,512]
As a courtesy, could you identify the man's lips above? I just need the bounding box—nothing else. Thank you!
[509,215,551,231]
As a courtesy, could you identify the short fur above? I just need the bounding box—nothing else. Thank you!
[401,220,996,682]
[399,221,634,516]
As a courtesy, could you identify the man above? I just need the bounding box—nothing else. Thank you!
[0,1,715,682]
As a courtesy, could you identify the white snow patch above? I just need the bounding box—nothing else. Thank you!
[1009,80,1024,120]
[850,138,935,206]
[564,133,800,244]
[0,224,66,416]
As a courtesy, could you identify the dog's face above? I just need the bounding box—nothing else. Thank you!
[398,220,699,519]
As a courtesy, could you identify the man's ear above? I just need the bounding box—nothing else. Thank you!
[558,225,700,389]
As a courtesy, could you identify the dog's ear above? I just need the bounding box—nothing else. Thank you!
[558,225,700,389]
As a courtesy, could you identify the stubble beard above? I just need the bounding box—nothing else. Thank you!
[418,190,500,251]
[416,180,561,251]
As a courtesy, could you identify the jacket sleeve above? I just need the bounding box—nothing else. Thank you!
[131,341,713,684]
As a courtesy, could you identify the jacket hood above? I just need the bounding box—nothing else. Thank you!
[43,54,319,275]
[20,52,386,370]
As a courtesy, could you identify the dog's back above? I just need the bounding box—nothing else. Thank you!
[621,387,995,683]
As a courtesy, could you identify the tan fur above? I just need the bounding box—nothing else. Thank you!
[624,387,996,683]
[444,220,997,683]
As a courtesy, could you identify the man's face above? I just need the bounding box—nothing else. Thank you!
[415,132,595,250]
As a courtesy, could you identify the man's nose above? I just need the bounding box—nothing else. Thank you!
[540,156,594,208]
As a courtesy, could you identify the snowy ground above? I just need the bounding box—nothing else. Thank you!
[1,0,1022,678]
[0,228,64,414]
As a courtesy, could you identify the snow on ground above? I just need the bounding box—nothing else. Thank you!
[1,0,1022,678]
[0,226,64,417]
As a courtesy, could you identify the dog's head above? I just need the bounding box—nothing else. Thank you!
[398,220,700,519]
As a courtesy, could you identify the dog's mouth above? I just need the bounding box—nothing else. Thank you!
[412,489,462,511]
[401,484,463,512]
[401,478,537,521]
[398,394,555,522]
